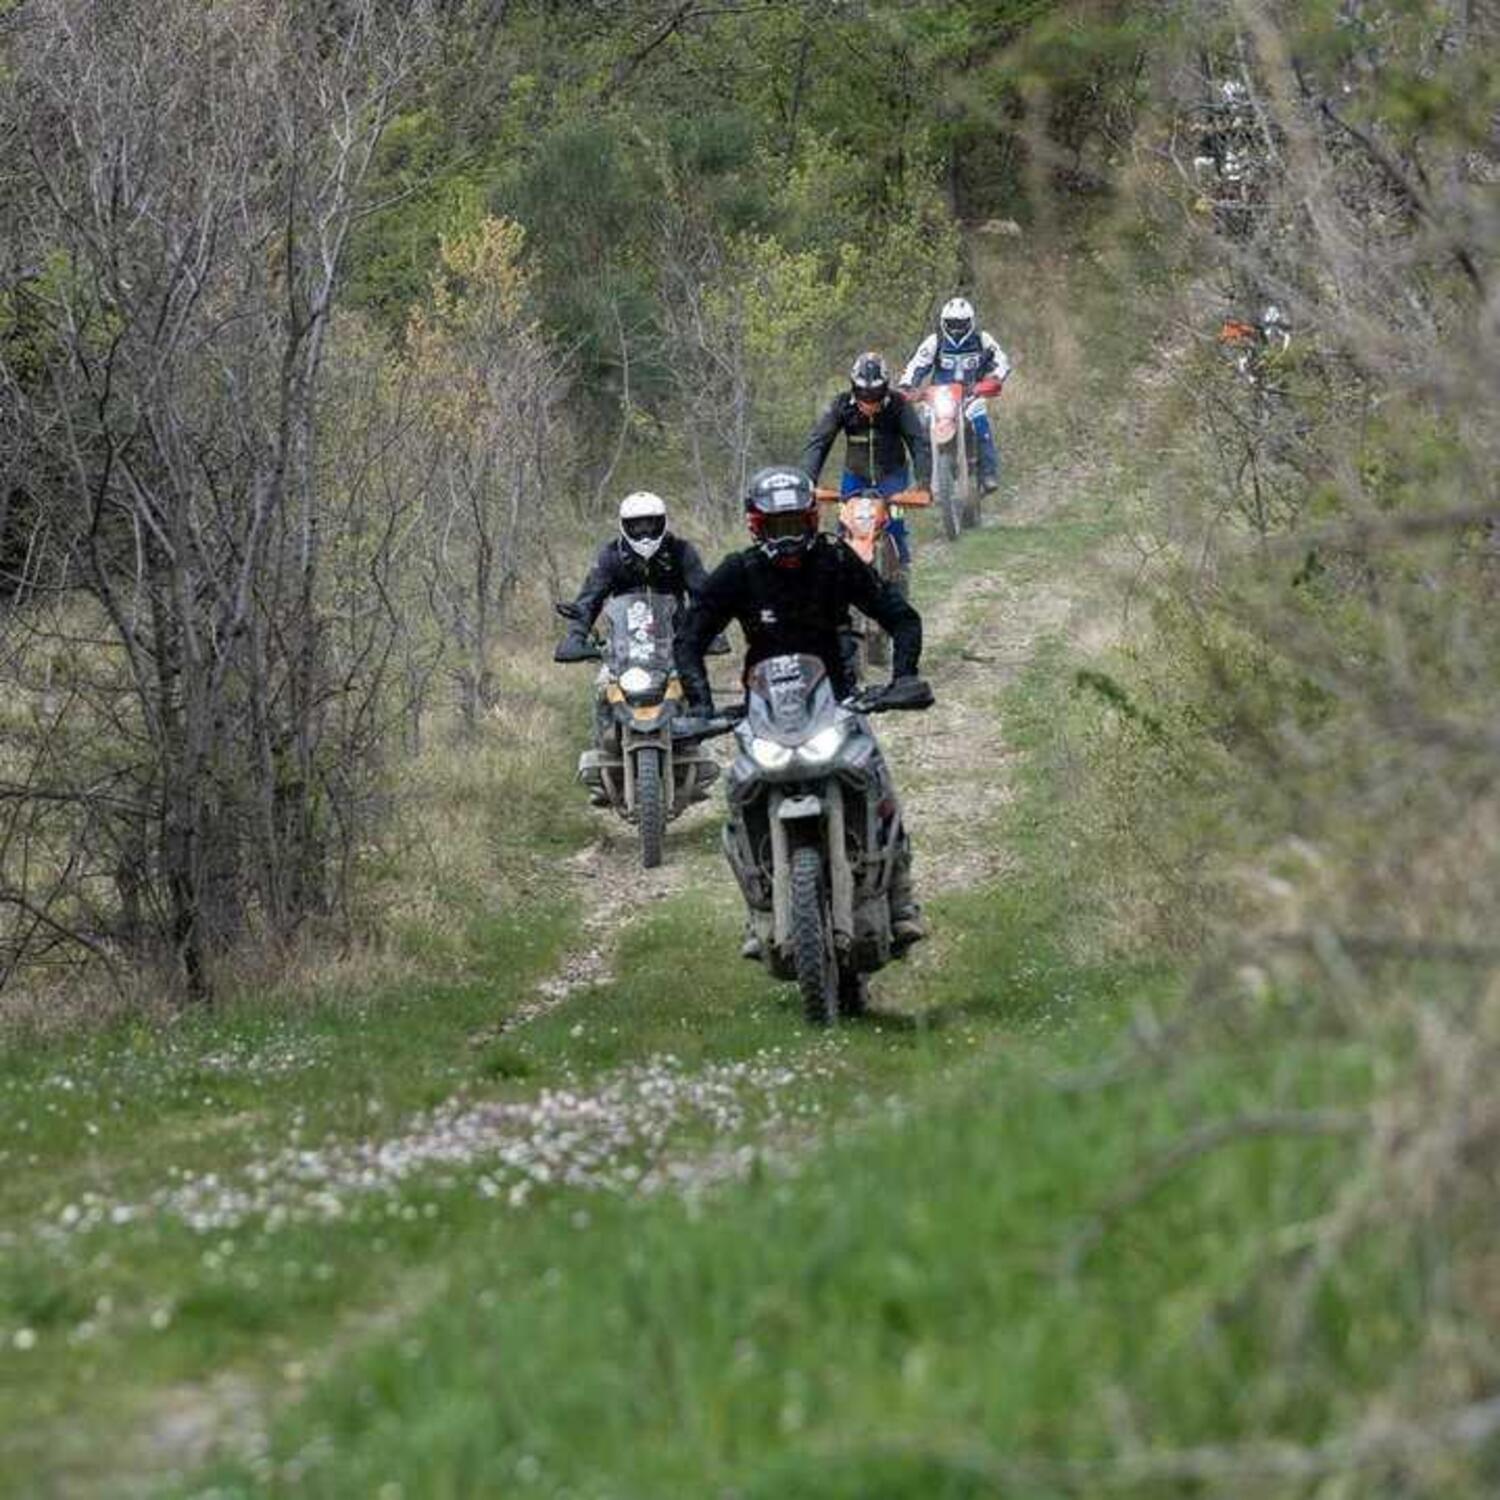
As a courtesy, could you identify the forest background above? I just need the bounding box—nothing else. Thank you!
[1,0,1499,1492]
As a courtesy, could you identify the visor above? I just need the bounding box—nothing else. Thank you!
[941,318,973,343]
[759,511,812,543]
[622,515,666,542]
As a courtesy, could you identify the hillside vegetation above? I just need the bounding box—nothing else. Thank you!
[2,1,1499,1496]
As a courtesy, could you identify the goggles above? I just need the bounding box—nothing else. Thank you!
[622,515,666,542]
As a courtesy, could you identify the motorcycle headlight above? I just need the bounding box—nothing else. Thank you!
[797,723,848,764]
[619,667,654,696]
[749,736,795,770]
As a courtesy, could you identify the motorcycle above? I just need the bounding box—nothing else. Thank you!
[553,592,721,869]
[702,659,934,1025]
[814,485,930,669]
[909,374,1004,541]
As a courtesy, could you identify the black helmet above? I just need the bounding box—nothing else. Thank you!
[745,466,817,564]
[849,350,890,406]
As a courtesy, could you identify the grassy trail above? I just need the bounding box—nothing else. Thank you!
[0,441,1131,1497]
[2,271,1383,1495]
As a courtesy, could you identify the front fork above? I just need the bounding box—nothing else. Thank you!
[618,725,672,813]
[769,783,853,953]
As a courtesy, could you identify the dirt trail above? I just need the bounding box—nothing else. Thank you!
[521,477,1112,996]
[113,474,1118,1494]
[888,464,1115,897]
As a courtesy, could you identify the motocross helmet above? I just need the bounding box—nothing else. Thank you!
[745,467,817,565]
[939,296,976,346]
[849,351,890,410]
[618,491,668,560]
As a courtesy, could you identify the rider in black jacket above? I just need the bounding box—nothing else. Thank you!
[800,353,931,489]
[555,492,708,661]
[676,475,921,709]
[678,467,926,949]
[800,352,930,566]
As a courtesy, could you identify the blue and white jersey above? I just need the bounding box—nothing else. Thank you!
[899,329,1011,390]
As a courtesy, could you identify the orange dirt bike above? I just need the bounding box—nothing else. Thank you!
[814,485,931,669]
[907,374,1004,541]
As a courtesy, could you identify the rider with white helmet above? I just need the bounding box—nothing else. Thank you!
[899,296,1012,493]
[554,491,709,661]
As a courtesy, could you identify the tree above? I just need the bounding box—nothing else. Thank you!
[0,0,433,994]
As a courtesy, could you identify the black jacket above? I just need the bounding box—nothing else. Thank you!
[799,391,931,488]
[566,534,709,636]
[679,535,922,707]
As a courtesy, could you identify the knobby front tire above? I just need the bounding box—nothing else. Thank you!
[636,747,665,869]
[789,843,837,1026]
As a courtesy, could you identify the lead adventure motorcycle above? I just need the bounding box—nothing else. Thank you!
[697,659,934,1024]
[554,592,721,868]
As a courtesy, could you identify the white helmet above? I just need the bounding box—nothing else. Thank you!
[618,491,668,560]
[939,296,976,346]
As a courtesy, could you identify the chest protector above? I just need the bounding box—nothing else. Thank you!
[933,332,989,385]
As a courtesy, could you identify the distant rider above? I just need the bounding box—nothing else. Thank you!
[899,296,1011,494]
[800,351,931,566]
[553,492,708,662]
[678,467,928,949]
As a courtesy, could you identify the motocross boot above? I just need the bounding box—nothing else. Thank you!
[588,698,616,804]
[888,844,928,951]
[970,408,1002,494]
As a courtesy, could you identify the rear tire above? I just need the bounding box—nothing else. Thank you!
[636,747,664,869]
[790,843,837,1026]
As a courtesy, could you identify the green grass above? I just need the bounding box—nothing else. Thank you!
[0,477,1420,1499]
[172,779,1386,1500]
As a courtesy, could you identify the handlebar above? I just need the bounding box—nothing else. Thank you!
[906,375,1005,402]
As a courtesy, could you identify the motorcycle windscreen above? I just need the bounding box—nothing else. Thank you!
[599,591,677,678]
[745,653,839,743]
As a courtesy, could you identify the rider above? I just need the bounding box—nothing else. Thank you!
[678,466,928,950]
[553,491,708,662]
[898,296,1012,494]
[800,351,931,566]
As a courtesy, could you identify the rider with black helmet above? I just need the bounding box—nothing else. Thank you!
[800,352,931,566]
[678,467,921,707]
[678,467,927,948]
